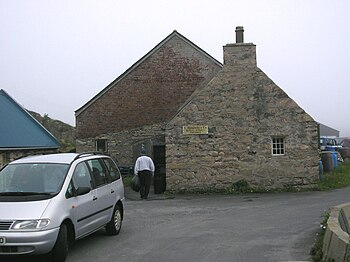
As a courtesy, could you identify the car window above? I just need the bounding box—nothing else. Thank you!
[86,159,108,187]
[66,181,75,198]
[72,162,92,189]
[42,164,67,193]
[0,163,68,194]
[0,164,16,192]
[103,158,121,181]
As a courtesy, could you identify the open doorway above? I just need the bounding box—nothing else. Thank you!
[153,145,166,194]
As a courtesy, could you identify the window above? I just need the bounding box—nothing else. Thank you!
[72,162,92,189]
[43,164,68,193]
[96,139,107,152]
[103,158,121,181]
[87,159,107,187]
[272,137,285,156]
[66,162,92,198]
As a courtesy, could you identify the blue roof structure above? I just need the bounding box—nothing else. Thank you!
[0,89,60,150]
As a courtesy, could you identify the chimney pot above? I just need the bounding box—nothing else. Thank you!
[235,26,244,43]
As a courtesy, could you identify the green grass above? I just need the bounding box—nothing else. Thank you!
[310,212,329,261]
[122,175,132,187]
[317,161,350,190]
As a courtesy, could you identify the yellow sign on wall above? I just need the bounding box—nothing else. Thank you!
[183,125,209,135]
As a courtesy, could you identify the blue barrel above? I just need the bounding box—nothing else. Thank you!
[318,160,324,180]
[332,152,338,168]
[325,146,336,151]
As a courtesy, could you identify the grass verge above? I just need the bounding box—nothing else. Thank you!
[317,161,350,190]
[310,212,329,261]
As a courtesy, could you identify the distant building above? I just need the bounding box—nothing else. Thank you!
[76,27,319,192]
[318,123,340,137]
[0,89,60,167]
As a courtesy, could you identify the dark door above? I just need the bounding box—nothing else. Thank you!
[153,145,166,194]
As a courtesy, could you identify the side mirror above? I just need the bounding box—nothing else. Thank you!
[76,187,91,196]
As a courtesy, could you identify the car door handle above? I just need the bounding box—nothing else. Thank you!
[93,196,98,201]
[111,189,115,194]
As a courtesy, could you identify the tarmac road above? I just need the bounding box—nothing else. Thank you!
[3,186,350,262]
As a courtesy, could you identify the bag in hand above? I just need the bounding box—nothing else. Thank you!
[131,175,140,192]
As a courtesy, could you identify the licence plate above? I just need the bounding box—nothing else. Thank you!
[0,237,5,245]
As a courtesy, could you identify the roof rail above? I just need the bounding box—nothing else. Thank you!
[73,152,109,161]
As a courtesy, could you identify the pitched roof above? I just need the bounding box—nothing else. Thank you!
[0,89,60,150]
[75,30,222,116]
[318,123,340,137]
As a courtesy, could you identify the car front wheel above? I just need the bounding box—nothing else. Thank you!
[106,204,122,235]
[51,223,68,262]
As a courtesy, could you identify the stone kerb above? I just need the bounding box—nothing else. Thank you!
[323,203,350,262]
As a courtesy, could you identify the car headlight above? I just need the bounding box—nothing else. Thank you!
[11,219,50,230]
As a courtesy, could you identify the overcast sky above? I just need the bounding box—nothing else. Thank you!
[1,0,349,136]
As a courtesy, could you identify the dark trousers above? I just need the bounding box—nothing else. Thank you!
[138,170,152,199]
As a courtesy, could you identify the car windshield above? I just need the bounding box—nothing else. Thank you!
[0,163,69,195]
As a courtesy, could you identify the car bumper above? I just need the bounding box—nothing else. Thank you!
[0,227,60,255]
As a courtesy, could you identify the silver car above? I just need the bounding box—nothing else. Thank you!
[0,152,125,262]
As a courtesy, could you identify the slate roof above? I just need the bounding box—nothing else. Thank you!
[0,89,60,150]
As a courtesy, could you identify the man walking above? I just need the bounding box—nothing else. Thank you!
[134,148,155,199]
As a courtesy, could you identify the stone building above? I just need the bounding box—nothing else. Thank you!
[76,27,319,192]
[75,30,222,178]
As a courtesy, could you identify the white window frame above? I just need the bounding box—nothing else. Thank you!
[271,137,285,156]
[95,139,108,152]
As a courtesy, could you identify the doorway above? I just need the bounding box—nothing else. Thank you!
[153,145,166,194]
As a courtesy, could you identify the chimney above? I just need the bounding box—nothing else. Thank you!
[223,26,257,67]
[235,26,244,43]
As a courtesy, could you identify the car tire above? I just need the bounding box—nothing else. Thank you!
[106,204,122,235]
[51,224,68,262]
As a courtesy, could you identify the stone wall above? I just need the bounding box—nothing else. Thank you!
[76,123,165,167]
[323,203,350,262]
[0,148,59,168]
[165,43,319,192]
[76,32,222,139]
